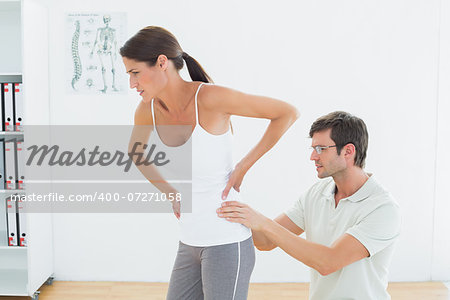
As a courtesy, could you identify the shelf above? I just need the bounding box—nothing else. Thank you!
[0,250,28,295]
[0,1,21,4]
[0,189,25,193]
[0,74,22,83]
[0,132,24,142]
[0,246,27,250]
[0,131,24,135]
[0,269,28,296]
[0,245,27,269]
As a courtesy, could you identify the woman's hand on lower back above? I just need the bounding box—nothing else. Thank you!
[222,163,247,200]
[172,200,180,219]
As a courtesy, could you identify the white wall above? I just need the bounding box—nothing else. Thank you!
[0,1,21,73]
[432,0,450,281]
[17,0,449,282]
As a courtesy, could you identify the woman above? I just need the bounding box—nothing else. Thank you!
[120,26,298,300]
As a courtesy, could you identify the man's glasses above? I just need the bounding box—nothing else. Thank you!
[311,145,337,155]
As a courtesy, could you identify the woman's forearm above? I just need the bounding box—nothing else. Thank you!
[128,141,177,195]
[240,109,299,172]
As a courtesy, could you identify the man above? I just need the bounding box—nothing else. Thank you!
[217,111,401,300]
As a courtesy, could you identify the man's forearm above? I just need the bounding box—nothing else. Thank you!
[251,229,276,251]
[260,218,334,275]
[218,201,366,275]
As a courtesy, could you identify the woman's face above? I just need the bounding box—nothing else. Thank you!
[122,57,168,103]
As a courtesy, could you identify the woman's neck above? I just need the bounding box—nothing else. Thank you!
[156,74,196,116]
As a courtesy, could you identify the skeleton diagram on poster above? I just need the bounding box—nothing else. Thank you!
[66,13,127,94]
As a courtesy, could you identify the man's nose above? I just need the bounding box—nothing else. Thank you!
[310,150,319,161]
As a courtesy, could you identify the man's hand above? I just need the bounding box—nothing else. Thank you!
[217,201,269,231]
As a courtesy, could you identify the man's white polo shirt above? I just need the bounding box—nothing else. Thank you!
[285,175,401,300]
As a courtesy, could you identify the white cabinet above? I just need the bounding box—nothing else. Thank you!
[0,0,53,299]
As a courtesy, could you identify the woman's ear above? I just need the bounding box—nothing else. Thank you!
[157,54,169,70]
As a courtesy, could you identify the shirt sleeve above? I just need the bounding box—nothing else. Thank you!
[346,201,401,257]
[285,192,306,231]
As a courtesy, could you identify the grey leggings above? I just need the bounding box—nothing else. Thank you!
[166,237,255,300]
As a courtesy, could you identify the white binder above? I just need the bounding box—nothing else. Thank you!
[17,196,27,247]
[13,83,23,132]
[3,83,14,132]
[16,140,25,189]
[5,140,16,189]
[0,83,4,130]
[6,196,18,246]
[0,194,7,246]
[0,140,5,189]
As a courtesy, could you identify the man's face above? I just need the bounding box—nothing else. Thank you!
[310,129,346,179]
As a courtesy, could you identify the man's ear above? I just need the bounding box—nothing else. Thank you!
[344,143,356,161]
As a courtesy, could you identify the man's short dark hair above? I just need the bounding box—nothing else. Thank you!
[309,111,368,168]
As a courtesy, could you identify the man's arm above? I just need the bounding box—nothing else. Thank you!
[259,217,369,275]
[217,201,369,276]
[252,213,304,251]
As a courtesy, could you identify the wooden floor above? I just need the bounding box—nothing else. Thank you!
[0,281,448,300]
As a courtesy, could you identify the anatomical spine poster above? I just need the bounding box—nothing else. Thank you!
[66,12,127,95]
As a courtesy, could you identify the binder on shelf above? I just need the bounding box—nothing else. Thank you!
[6,195,18,246]
[16,140,25,189]
[5,139,17,189]
[0,140,5,190]
[0,83,4,131]
[0,194,7,246]
[17,196,27,247]
[13,83,23,132]
[3,83,14,132]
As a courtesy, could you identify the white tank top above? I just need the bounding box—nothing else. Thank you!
[151,83,251,246]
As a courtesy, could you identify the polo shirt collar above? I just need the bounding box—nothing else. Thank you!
[322,174,376,203]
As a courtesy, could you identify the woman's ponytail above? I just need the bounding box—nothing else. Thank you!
[120,26,213,83]
[182,52,213,83]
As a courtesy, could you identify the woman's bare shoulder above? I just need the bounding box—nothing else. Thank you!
[197,84,238,110]
[134,100,153,125]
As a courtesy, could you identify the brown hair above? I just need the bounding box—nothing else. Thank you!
[309,111,368,168]
[120,26,212,83]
